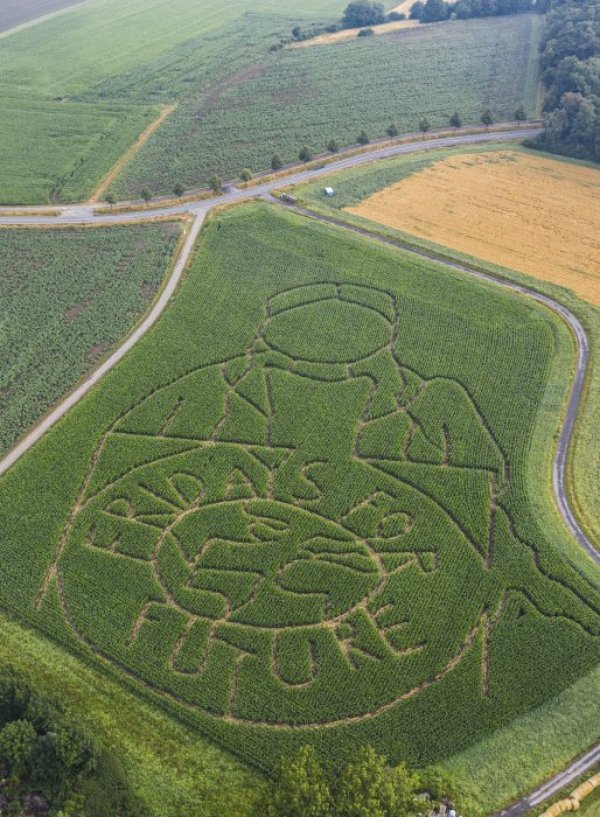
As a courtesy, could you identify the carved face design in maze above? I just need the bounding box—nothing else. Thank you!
[45,283,599,726]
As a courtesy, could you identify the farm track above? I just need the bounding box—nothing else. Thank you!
[0,124,598,814]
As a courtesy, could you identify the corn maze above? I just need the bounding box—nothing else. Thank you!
[4,205,600,769]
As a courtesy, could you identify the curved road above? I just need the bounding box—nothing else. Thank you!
[0,125,599,813]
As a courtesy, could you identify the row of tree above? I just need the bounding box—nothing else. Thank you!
[120,108,525,205]
[409,0,548,24]
[532,0,600,162]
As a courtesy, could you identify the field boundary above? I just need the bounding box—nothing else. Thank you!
[89,104,177,203]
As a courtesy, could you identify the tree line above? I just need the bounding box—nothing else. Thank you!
[531,0,600,162]
[409,0,548,24]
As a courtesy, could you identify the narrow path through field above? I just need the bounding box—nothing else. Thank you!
[0,124,598,815]
[89,104,177,203]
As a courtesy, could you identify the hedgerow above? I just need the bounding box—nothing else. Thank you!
[0,204,599,773]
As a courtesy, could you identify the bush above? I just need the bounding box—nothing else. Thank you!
[514,105,527,121]
[342,1,385,28]
[358,26,375,36]
[208,175,223,193]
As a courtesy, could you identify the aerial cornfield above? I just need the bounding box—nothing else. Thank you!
[0,204,597,772]
[0,222,182,453]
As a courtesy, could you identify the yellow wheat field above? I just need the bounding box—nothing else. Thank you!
[348,151,600,306]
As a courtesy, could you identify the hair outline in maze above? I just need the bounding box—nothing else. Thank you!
[38,282,600,727]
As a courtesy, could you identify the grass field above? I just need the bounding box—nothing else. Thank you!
[0,221,182,455]
[110,14,542,199]
[0,203,598,774]
[347,150,600,306]
[0,0,87,35]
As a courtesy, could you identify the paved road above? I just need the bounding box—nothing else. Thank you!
[0,127,541,226]
[0,124,599,813]
[496,743,600,817]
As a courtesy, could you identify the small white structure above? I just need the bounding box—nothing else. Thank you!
[324,186,335,197]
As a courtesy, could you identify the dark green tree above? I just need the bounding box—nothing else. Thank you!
[449,111,463,128]
[266,746,332,817]
[481,109,494,128]
[240,168,253,182]
[140,188,152,203]
[299,146,313,162]
[104,193,116,207]
[333,746,420,817]
[0,719,37,774]
[208,175,223,193]
[173,182,185,198]
[357,130,370,144]
[271,155,283,171]
[357,26,375,36]
[386,124,399,137]
[419,116,432,135]
[327,139,340,153]
[342,1,385,28]
[409,0,425,18]
[420,0,450,22]
[514,105,527,121]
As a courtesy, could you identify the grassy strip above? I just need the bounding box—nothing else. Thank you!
[0,612,260,817]
[440,664,600,817]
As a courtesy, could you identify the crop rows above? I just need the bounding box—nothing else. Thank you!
[110,14,542,198]
[1,204,598,772]
[0,222,182,454]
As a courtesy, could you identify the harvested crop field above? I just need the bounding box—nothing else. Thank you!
[347,151,600,305]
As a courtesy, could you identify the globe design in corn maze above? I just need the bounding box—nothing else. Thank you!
[44,283,600,726]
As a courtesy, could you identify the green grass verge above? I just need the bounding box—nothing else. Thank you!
[0,203,598,778]
[0,221,182,454]
[0,612,260,817]
[440,662,600,817]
